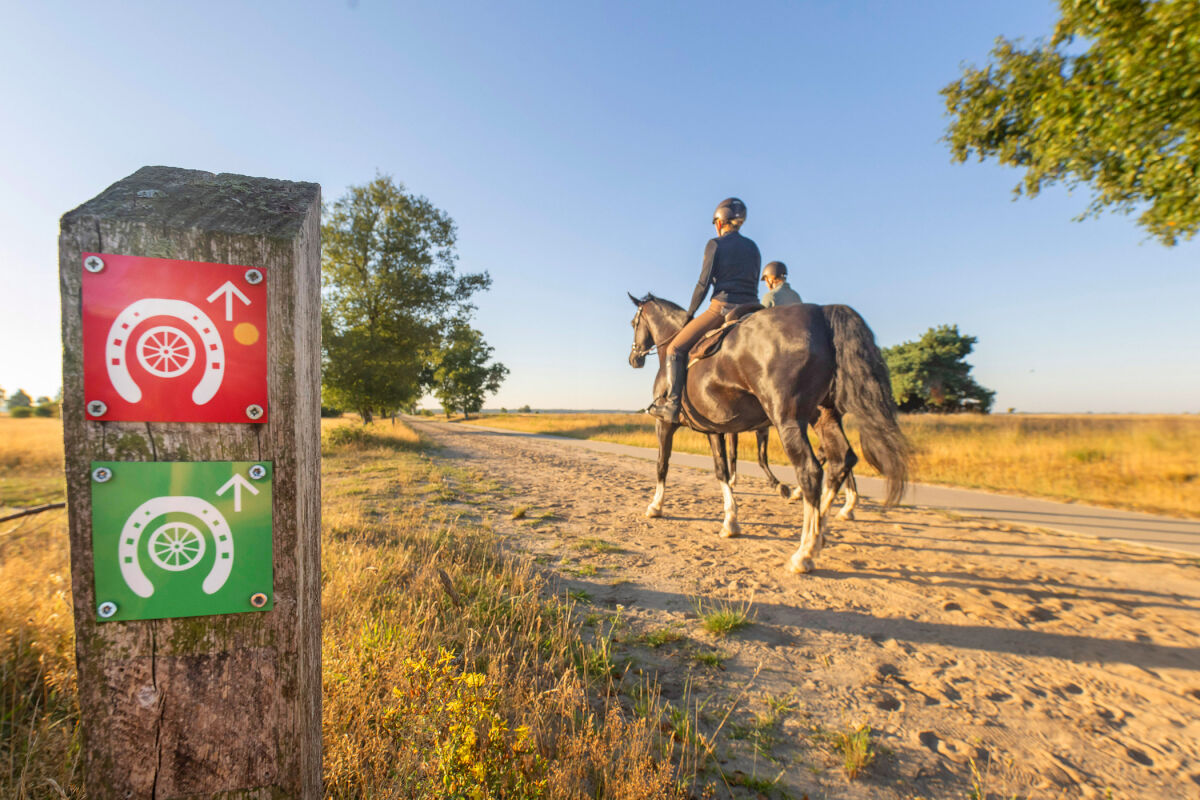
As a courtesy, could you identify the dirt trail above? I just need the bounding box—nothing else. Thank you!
[410,419,1200,800]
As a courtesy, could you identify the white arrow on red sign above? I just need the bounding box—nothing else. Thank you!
[216,473,259,512]
[206,281,251,322]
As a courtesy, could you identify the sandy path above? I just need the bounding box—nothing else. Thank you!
[410,419,1200,800]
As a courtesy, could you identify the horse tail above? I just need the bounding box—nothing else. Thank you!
[822,304,909,505]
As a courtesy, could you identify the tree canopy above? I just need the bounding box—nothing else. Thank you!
[6,388,31,410]
[942,0,1200,245]
[428,323,509,419]
[883,325,995,413]
[321,176,491,421]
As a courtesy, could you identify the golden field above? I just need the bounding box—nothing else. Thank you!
[1,418,687,798]
[463,412,1200,518]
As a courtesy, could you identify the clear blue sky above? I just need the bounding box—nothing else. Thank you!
[2,1,1196,412]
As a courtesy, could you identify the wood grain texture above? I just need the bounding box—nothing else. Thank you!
[60,167,321,799]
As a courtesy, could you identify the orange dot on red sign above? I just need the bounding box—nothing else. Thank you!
[234,323,260,345]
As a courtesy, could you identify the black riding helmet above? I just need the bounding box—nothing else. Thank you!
[762,261,787,279]
[713,197,747,225]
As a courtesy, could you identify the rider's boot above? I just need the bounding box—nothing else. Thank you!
[646,353,686,423]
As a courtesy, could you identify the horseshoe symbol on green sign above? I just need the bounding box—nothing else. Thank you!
[119,496,234,597]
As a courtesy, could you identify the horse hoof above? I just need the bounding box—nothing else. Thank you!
[645,505,662,519]
[720,524,740,538]
[789,556,815,574]
[776,484,790,500]
[836,509,855,521]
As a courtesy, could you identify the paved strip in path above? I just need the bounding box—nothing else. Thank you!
[433,420,1200,557]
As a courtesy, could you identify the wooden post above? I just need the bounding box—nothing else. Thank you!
[59,167,321,798]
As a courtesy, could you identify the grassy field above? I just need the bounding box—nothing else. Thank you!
[461,412,1200,518]
[1,418,689,798]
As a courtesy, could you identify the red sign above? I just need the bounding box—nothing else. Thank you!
[81,253,268,424]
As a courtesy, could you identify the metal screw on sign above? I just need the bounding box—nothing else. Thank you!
[246,404,264,420]
[98,601,117,618]
[248,464,267,480]
[84,255,105,273]
[244,268,263,285]
[87,400,108,417]
[92,466,113,483]
[250,593,269,609]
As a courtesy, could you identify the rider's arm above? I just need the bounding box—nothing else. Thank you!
[686,239,718,318]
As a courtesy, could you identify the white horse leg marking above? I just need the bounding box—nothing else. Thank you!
[789,498,828,572]
[836,475,859,520]
[719,480,740,537]
[812,504,828,556]
[645,480,665,518]
[819,483,837,516]
[789,499,817,573]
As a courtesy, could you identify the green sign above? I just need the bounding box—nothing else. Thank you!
[90,461,273,622]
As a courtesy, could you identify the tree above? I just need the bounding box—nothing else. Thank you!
[428,324,508,419]
[883,326,995,413]
[942,0,1200,245]
[33,396,59,418]
[7,388,31,410]
[322,175,490,423]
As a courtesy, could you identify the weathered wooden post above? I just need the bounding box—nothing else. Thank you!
[59,167,322,798]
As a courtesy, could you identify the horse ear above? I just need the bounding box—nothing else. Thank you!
[628,292,643,306]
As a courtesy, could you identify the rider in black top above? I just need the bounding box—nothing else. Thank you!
[686,225,761,316]
[646,198,762,423]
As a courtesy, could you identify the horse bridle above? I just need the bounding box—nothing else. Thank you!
[630,305,675,359]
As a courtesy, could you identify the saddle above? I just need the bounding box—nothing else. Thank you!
[687,303,764,367]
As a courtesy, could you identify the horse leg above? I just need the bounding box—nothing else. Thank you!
[756,428,795,501]
[646,420,677,518]
[726,432,738,488]
[813,406,858,521]
[707,433,740,538]
[775,420,824,573]
[839,472,860,521]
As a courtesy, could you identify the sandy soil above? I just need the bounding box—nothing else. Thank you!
[408,419,1200,800]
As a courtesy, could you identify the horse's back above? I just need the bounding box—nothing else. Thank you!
[737,303,833,353]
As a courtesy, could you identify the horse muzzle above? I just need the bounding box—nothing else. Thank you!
[629,349,646,369]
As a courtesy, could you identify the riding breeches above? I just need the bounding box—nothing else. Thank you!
[666,299,734,357]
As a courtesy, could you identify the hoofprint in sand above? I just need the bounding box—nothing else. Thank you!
[410,419,1200,800]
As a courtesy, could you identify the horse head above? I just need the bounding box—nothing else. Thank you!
[628,292,652,368]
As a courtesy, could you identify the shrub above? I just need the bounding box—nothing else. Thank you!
[9,407,32,418]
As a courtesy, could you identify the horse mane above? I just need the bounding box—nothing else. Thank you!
[639,293,685,313]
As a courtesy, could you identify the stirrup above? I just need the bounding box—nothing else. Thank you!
[645,397,680,423]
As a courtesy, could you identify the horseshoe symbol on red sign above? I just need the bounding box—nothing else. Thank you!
[105,299,225,405]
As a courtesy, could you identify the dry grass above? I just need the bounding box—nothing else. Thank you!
[0,508,78,798]
[0,418,65,508]
[0,420,78,798]
[2,417,689,799]
[464,413,1200,518]
[320,419,688,798]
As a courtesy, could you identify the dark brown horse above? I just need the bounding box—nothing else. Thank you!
[628,294,907,572]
